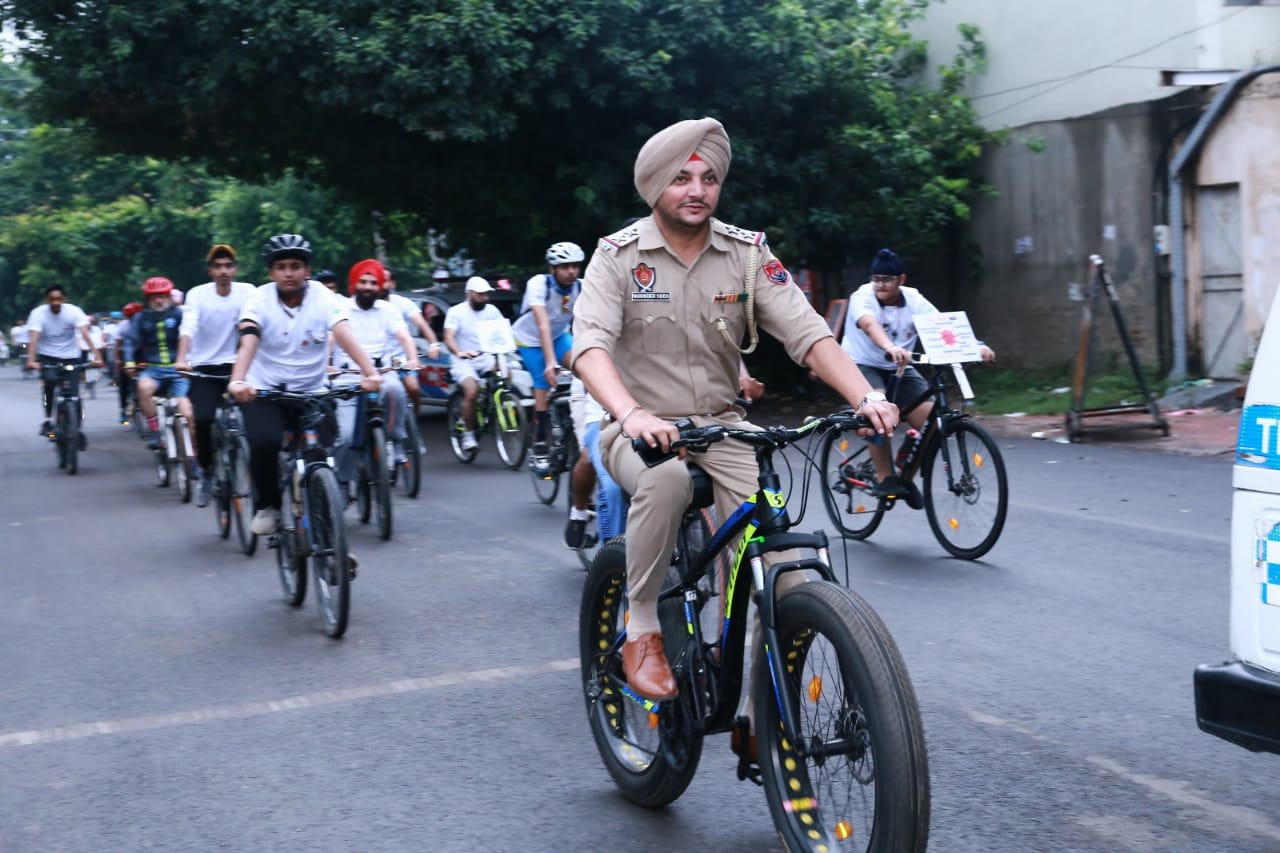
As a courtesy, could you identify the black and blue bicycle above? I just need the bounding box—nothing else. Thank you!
[580,412,929,852]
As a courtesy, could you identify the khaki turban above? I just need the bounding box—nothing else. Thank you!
[633,117,732,208]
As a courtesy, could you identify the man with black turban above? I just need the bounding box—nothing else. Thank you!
[570,117,899,711]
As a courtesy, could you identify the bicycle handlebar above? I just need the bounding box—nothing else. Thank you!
[630,411,873,468]
[254,387,366,404]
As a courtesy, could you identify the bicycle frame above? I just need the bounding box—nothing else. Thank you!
[618,421,842,755]
[866,360,976,485]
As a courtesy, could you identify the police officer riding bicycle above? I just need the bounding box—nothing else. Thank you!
[570,117,898,705]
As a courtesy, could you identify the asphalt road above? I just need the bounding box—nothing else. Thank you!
[1,367,1273,852]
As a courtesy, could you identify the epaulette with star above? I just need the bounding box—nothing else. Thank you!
[597,223,641,254]
[713,220,767,247]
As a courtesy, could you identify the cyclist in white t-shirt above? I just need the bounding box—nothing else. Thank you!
[25,285,103,436]
[381,268,442,418]
[227,234,382,536]
[332,259,421,492]
[176,243,257,506]
[841,248,996,497]
[443,276,510,452]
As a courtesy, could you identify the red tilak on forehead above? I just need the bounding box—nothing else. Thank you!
[688,152,703,162]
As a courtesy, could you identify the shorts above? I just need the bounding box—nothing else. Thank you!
[855,364,929,415]
[517,331,573,390]
[141,365,190,398]
[449,353,498,386]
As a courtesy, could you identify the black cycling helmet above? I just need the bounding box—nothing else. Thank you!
[314,269,337,284]
[261,233,313,266]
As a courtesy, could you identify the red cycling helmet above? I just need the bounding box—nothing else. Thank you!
[142,276,174,295]
[122,302,144,317]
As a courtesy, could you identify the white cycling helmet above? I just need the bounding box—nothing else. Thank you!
[545,241,585,266]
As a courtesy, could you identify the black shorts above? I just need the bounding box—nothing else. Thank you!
[856,364,930,415]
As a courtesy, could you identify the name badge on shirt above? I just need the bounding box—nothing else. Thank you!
[631,264,671,302]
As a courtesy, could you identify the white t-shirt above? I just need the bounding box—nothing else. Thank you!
[840,282,939,367]
[27,303,89,359]
[11,325,30,344]
[511,274,580,347]
[82,325,105,352]
[444,302,507,363]
[180,281,256,366]
[332,298,406,367]
[240,282,350,392]
[384,292,421,357]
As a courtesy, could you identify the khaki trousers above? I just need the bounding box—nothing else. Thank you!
[601,412,806,637]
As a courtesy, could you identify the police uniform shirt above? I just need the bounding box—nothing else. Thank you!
[179,281,256,366]
[27,303,89,359]
[511,273,580,348]
[840,282,938,368]
[332,297,406,367]
[571,216,830,418]
[240,281,349,392]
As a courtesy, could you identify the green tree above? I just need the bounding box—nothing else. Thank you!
[2,0,990,270]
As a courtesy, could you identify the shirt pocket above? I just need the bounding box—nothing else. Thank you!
[305,322,330,346]
[703,301,745,353]
[622,303,680,354]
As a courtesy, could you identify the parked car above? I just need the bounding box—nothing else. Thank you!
[398,277,532,412]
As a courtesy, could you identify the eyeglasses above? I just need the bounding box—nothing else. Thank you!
[871,275,899,285]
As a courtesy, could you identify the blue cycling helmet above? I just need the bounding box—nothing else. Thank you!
[110,310,124,319]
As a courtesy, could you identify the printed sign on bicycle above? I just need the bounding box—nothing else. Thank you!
[477,318,517,354]
[914,311,983,364]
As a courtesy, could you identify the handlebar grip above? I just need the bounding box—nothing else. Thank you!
[629,417,696,468]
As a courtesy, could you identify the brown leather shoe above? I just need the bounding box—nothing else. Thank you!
[622,633,678,700]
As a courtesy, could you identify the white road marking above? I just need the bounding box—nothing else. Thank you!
[0,657,579,749]
[964,708,1280,841]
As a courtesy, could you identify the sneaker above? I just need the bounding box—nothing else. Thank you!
[347,550,359,581]
[533,441,549,457]
[869,475,908,499]
[195,476,213,508]
[250,507,282,535]
[531,455,551,477]
[146,430,162,450]
[394,447,408,467]
[460,431,478,451]
[39,419,52,436]
[565,517,588,549]
[119,412,130,425]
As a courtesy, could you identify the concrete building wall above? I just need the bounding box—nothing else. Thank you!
[917,0,1280,130]
[956,98,1192,370]
[1190,73,1280,361]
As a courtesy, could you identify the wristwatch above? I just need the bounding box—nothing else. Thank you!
[854,391,887,412]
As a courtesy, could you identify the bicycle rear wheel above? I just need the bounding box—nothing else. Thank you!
[819,429,885,540]
[230,435,258,556]
[579,539,701,807]
[446,392,477,463]
[493,387,529,470]
[369,425,393,541]
[308,466,351,638]
[922,419,1007,560]
[530,451,561,505]
[399,413,422,498]
[756,581,930,853]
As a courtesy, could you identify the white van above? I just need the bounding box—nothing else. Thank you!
[1195,291,1280,754]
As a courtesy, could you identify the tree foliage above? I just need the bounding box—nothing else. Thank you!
[2,0,990,270]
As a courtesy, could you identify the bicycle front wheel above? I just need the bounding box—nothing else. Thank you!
[230,435,257,556]
[493,387,529,470]
[276,520,307,607]
[819,429,885,540]
[173,417,194,503]
[922,419,1007,560]
[399,413,422,498]
[530,451,561,505]
[59,400,78,475]
[308,466,351,638]
[369,425,393,541]
[756,581,930,853]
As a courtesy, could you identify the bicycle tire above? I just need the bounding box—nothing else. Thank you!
[493,387,529,470]
[173,417,193,503]
[446,392,478,463]
[579,539,702,807]
[308,466,351,638]
[530,451,561,505]
[230,435,258,556]
[60,400,77,475]
[922,419,1007,560]
[818,429,885,540]
[400,413,422,498]
[276,521,307,607]
[155,449,170,488]
[357,459,373,524]
[756,581,930,853]
[369,425,393,541]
